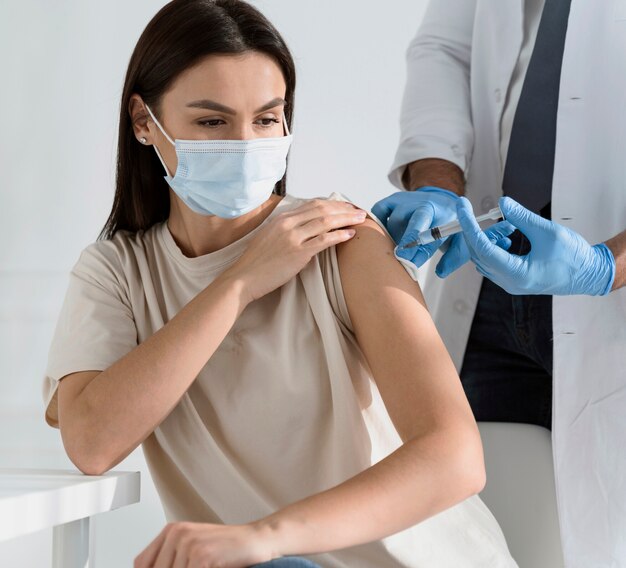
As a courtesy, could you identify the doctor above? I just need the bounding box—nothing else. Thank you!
[373,0,626,566]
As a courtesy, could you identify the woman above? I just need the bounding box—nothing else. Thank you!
[42,1,518,566]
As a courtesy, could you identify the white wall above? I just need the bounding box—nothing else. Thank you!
[0,0,428,565]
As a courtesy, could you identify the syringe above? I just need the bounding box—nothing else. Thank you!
[399,206,504,249]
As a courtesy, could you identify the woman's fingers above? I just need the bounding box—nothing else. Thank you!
[306,227,359,255]
[271,199,367,245]
[284,199,363,227]
[133,524,169,568]
[152,527,178,568]
[171,548,188,568]
[299,210,368,241]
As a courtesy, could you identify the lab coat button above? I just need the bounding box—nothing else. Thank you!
[494,88,502,103]
[481,196,496,212]
[451,144,462,157]
[453,299,468,314]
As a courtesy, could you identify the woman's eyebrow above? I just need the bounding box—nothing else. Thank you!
[255,97,287,113]
[185,97,287,114]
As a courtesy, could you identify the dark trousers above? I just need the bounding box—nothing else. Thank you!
[459,231,553,430]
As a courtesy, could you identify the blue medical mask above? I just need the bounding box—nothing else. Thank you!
[145,104,293,218]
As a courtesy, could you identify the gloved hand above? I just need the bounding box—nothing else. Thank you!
[371,186,460,268]
[455,196,616,296]
[435,219,517,278]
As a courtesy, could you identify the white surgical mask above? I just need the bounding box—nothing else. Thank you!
[145,104,293,218]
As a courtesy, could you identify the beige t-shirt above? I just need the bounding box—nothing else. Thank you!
[43,192,517,567]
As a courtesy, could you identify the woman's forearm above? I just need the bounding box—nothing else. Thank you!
[254,426,485,558]
[77,272,250,473]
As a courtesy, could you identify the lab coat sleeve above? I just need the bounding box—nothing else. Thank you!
[389,0,477,189]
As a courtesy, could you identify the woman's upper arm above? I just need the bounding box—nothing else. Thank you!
[335,219,477,443]
[44,244,137,429]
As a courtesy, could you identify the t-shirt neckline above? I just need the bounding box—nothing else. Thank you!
[158,194,298,273]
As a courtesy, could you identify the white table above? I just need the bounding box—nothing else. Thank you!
[0,468,140,568]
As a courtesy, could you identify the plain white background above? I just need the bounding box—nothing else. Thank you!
[0,0,430,565]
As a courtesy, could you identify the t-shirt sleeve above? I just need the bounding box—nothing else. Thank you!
[318,191,421,337]
[43,243,138,428]
[319,243,356,337]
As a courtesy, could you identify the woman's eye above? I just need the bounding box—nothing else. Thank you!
[198,119,225,128]
[256,118,280,127]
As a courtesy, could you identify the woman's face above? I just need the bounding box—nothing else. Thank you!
[133,51,288,176]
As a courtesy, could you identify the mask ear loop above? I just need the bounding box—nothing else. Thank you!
[145,104,176,177]
[282,111,291,136]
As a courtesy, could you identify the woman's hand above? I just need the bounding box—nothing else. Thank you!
[133,521,275,568]
[223,199,367,303]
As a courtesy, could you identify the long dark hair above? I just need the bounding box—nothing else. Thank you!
[99,0,296,240]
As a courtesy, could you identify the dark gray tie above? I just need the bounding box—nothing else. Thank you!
[502,0,573,215]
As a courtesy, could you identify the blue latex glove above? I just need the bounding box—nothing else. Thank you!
[371,186,460,267]
[455,196,616,296]
[435,220,518,278]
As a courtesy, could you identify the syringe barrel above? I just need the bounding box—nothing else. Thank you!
[415,228,437,245]
[414,206,504,245]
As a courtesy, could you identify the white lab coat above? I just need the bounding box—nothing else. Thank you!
[389,1,626,566]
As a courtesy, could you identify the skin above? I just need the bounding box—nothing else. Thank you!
[605,231,626,290]
[404,158,626,290]
[403,158,466,196]
[55,52,486,568]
